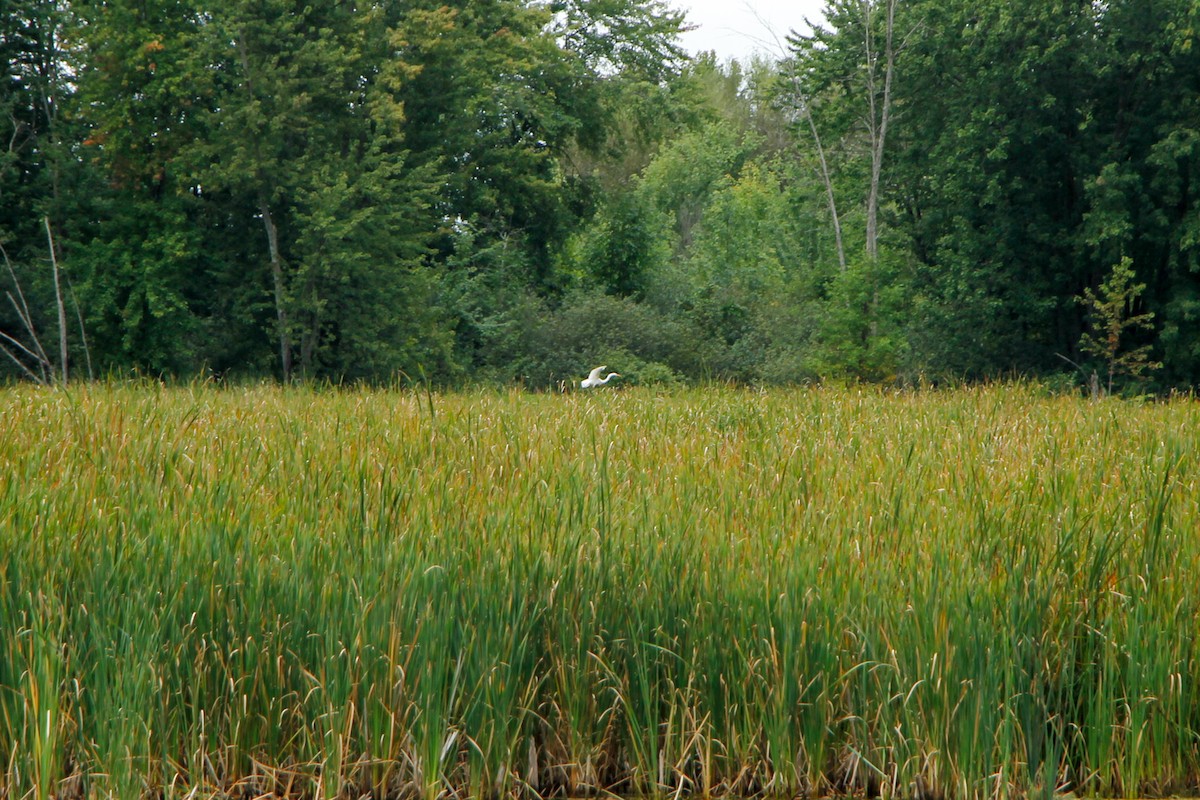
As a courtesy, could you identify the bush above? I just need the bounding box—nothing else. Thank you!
[509,291,700,388]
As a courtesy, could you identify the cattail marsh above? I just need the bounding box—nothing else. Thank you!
[0,382,1197,799]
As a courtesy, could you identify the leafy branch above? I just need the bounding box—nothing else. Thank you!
[1077,256,1161,395]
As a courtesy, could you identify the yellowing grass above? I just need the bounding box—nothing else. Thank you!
[0,382,1197,799]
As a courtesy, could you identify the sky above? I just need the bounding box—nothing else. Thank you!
[672,0,828,65]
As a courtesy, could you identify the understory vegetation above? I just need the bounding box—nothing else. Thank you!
[1,383,1198,799]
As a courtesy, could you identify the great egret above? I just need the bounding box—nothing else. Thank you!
[581,365,621,389]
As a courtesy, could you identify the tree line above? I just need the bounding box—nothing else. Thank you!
[3,0,1199,391]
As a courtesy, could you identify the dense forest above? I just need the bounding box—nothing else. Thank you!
[3,0,1199,391]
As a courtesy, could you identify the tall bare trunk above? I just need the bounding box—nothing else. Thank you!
[863,0,897,262]
[862,0,897,345]
[788,68,847,272]
[808,108,847,273]
[45,217,68,383]
[258,193,292,382]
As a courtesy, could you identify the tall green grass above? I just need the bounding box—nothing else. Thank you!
[0,382,1197,799]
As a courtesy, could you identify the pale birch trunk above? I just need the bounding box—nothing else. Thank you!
[863,0,897,263]
[787,69,847,272]
[45,217,68,383]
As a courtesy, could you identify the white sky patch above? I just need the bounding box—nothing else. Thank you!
[672,0,828,64]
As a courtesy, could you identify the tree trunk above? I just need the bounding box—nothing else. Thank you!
[863,0,897,263]
[862,0,897,344]
[258,192,293,382]
[787,67,847,272]
[808,108,847,273]
[45,217,68,383]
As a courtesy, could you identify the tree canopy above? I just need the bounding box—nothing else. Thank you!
[3,0,1200,392]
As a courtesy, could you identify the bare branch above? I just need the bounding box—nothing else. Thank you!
[3,243,53,384]
[0,328,50,380]
[1,242,51,368]
[7,291,38,346]
[0,340,47,383]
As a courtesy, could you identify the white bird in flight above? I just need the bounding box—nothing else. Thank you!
[581,365,621,389]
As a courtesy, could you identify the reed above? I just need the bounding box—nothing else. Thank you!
[0,381,1197,799]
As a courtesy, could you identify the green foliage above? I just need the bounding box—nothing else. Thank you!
[391,0,598,288]
[6,0,1200,390]
[552,0,687,80]
[1,0,57,255]
[0,0,86,382]
[569,188,675,298]
[805,254,910,382]
[639,121,756,249]
[1078,256,1161,394]
[439,224,543,383]
[70,195,204,376]
[196,0,445,380]
[510,290,699,387]
[682,161,819,380]
[62,0,464,382]
[446,265,697,388]
[688,162,791,297]
[884,0,1096,376]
